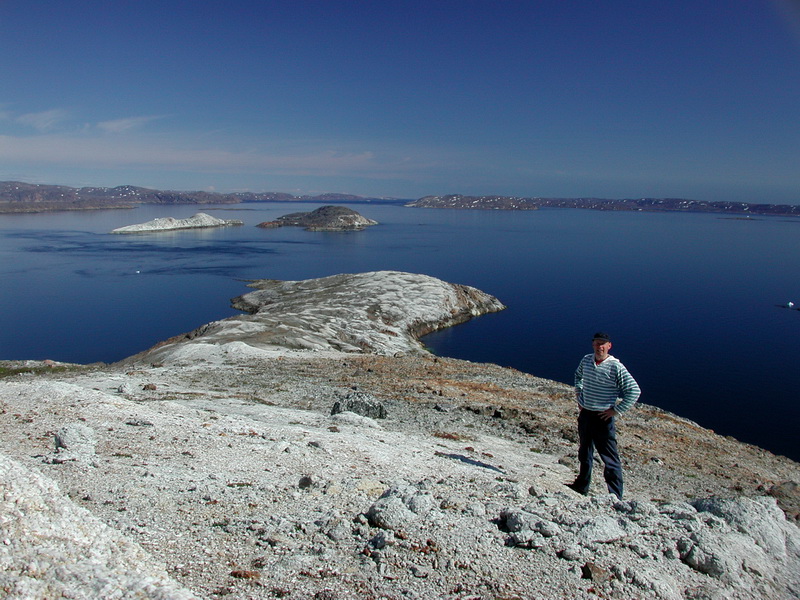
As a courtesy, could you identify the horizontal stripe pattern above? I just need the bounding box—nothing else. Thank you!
[575,353,641,414]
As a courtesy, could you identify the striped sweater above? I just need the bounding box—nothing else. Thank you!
[574,354,641,414]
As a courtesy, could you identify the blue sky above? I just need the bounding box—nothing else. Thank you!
[1,1,799,202]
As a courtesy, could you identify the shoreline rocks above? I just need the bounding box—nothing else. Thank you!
[110,212,243,234]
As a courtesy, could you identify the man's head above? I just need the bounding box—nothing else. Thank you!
[592,332,612,360]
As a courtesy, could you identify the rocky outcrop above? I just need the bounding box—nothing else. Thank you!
[0,354,798,600]
[127,271,505,363]
[110,212,243,234]
[259,205,378,231]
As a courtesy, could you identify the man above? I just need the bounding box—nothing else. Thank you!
[568,332,640,500]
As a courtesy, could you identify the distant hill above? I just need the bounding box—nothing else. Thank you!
[4,181,798,217]
[407,194,800,217]
[0,181,395,213]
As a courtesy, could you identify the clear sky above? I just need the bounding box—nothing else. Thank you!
[1,1,799,202]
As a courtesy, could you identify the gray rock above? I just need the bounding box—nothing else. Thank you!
[659,501,698,520]
[406,492,436,515]
[692,496,795,559]
[558,545,583,561]
[577,515,633,543]
[678,529,773,584]
[117,383,135,394]
[330,411,382,429]
[366,484,438,530]
[614,499,659,520]
[622,566,684,600]
[534,519,561,537]
[54,423,96,452]
[499,507,532,532]
[509,529,546,548]
[369,530,394,549]
[331,391,387,419]
[52,423,97,463]
[366,496,415,530]
[769,480,800,523]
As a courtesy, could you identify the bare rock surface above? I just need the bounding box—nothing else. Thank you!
[0,451,198,599]
[110,212,243,234]
[1,271,799,599]
[129,271,506,362]
[267,205,378,231]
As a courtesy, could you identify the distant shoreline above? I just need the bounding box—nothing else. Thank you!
[2,180,799,217]
[406,194,800,217]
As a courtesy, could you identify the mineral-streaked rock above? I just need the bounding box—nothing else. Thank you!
[127,270,505,363]
[110,212,243,234]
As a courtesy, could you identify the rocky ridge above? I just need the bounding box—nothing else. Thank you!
[1,271,798,600]
[133,271,504,361]
[110,212,244,234]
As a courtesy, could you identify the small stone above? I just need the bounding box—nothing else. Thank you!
[528,483,546,497]
[535,520,561,537]
[230,569,260,580]
[370,530,394,549]
[410,564,429,578]
[581,562,612,582]
[558,545,582,561]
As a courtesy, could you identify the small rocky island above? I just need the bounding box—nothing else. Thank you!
[110,212,243,234]
[257,205,378,231]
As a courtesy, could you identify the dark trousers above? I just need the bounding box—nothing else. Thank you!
[574,408,624,499]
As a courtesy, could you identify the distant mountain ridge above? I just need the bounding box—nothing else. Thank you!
[407,194,800,216]
[0,181,393,213]
[3,181,799,216]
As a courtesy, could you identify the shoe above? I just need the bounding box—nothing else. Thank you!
[564,482,588,496]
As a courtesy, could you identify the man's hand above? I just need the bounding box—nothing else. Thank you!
[600,407,617,421]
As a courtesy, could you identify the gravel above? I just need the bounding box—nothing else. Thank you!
[2,351,799,599]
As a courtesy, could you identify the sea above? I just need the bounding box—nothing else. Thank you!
[1,202,798,461]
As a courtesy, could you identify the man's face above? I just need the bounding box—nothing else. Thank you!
[593,339,612,360]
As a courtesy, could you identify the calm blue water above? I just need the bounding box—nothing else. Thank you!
[1,204,798,461]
